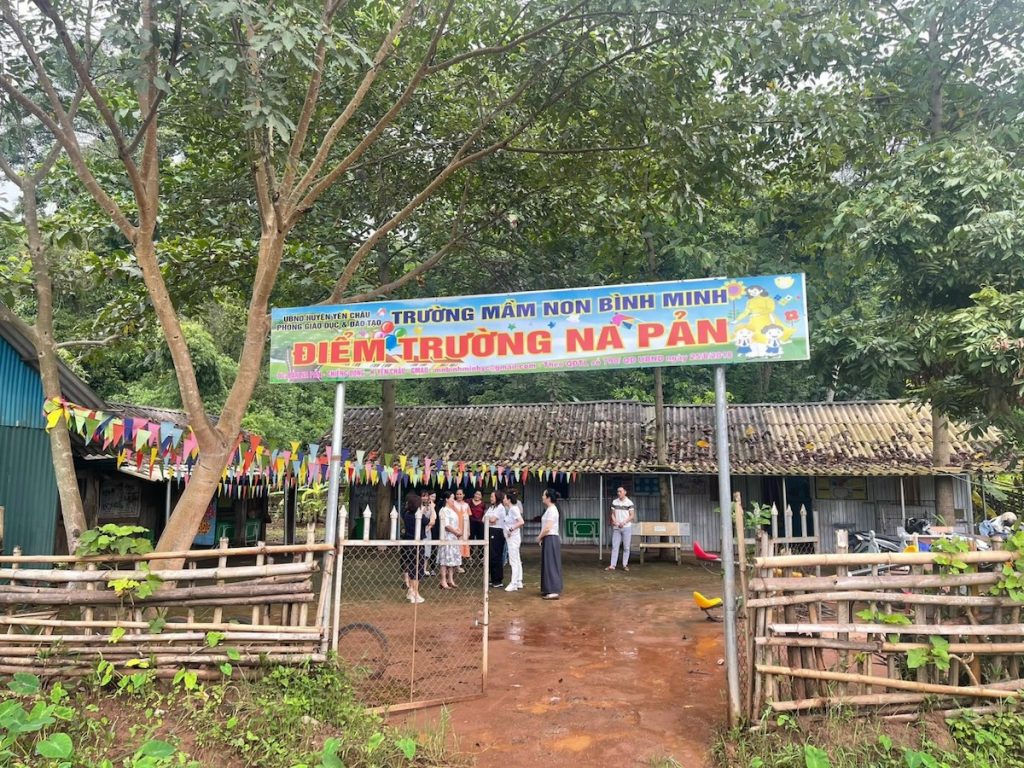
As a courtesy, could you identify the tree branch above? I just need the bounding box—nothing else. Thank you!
[0,73,137,239]
[287,0,423,208]
[425,2,586,74]
[280,0,351,194]
[505,142,650,155]
[31,0,148,207]
[340,203,509,304]
[126,3,184,157]
[55,334,120,350]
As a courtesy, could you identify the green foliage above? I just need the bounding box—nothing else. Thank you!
[76,526,153,557]
[906,636,952,673]
[0,658,458,767]
[714,706,1024,767]
[991,527,1024,602]
[931,538,972,574]
[746,502,773,531]
[855,608,912,627]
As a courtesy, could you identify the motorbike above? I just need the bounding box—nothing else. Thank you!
[848,519,990,576]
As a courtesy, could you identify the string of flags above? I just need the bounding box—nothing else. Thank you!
[44,398,579,496]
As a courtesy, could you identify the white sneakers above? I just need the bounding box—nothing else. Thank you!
[407,590,425,603]
[505,582,524,592]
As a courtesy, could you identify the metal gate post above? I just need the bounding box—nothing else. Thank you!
[482,519,490,692]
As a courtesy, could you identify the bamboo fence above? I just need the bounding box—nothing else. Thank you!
[745,531,1024,722]
[0,525,333,677]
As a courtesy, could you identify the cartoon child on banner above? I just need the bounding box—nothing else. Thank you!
[732,284,795,354]
[734,328,754,357]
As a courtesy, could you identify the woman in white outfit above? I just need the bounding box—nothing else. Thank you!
[437,495,463,589]
[607,486,635,572]
[501,491,524,590]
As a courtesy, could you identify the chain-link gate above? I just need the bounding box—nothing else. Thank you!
[332,534,488,712]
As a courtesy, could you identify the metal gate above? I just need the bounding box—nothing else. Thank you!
[330,512,488,713]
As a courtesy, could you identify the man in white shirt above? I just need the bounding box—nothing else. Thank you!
[606,486,635,572]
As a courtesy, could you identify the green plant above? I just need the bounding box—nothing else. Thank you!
[855,608,912,627]
[803,744,831,768]
[907,636,952,674]
[746,502,773,531]
[75,525,154,557]
[931,537,970,574]
[991,527,1024,601]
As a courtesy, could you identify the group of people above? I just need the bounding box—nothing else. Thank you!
[400,487,564,602]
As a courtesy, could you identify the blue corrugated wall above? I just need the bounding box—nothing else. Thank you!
[0,337,58,554]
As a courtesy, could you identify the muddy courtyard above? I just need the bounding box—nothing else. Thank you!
[399,549,728,766]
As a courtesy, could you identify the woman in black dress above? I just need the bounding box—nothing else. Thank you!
[400,490,425,603]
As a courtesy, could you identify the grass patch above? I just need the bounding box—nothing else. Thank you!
[710,706,1024,768]
[0,660,467,767]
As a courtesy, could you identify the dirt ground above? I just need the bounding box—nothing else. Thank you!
[398,548,728,767]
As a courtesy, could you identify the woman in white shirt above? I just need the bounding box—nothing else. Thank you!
[437,495,463,589]
[537,488,563,599]
[485,491,507,588]
[501,491,525,591]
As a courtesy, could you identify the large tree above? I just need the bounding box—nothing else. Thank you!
[1,0,707,551]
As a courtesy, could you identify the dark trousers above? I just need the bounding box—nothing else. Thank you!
[489,529,506,585]
[470,519,485,557]
[540,535,563,595]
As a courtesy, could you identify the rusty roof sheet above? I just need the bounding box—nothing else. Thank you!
[339,400,1006,476]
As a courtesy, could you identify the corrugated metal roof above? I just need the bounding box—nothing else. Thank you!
[335,400,1005,476]
[0,305,105,413]
[0,426,58,555]
[0,338,47,429]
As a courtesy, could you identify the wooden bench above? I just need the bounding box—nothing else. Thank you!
[634,522,689,564]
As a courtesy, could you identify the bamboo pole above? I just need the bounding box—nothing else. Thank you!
[299,524,315,627]
[0,562,316,583]
[0,650,322,663]
[0,630,323,643]
[213,536,229,625]
[0,617,318,633]
[0,542,334,564]
[769,622,1024,636]
[758,637,1024,655]
[0,582,312,605]
[747,591,1023,609]
[754,550,1016,568]
[752,571,1000,592]
[756,664,1021,700]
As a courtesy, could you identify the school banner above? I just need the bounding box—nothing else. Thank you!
[269,274,809,383]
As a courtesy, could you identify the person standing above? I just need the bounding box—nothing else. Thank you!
[421,491,436,576]
[468,490,486,558]
[503,491,525,591]
[606,486,636,572]
[454,488,472,569]
[485,491,507,588]
[400,491,425,603]
[438,494,463,589]
[537,489,563,600]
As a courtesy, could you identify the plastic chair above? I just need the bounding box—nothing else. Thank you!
[693,541,722,571]
[693,591,723,621]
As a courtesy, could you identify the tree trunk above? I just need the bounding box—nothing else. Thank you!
[654,368,672,524]
[23,185,88,552]
[156,450,230,557]
[375,380,396,538]
[932,409,955,523]
[927,17,945,139]
[644,230,672,534]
